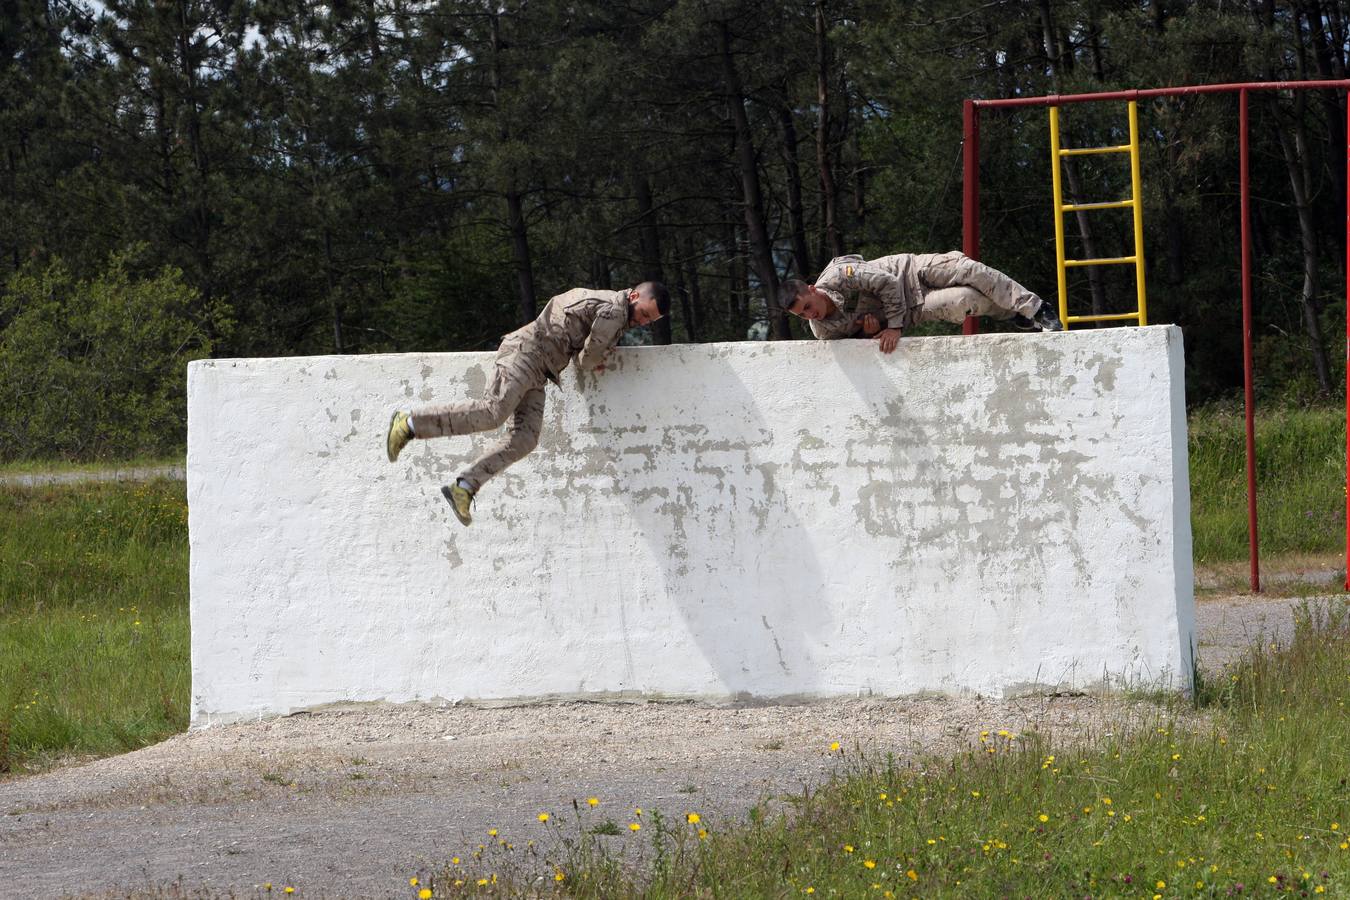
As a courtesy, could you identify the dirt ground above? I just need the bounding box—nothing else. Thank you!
[0,593,1329,900]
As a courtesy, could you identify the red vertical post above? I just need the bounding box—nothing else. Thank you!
[1240,89,1261,593]
[962,99,980,336]
[1344,92,1349,592]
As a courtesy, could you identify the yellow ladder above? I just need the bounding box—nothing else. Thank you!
[1049,100,1148,328]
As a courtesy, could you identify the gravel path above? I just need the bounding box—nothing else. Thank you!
[0,593,1332,900]
[0,465,184,488]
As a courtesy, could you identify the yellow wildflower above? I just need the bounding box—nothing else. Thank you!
[686,812,701,824]
[587,797,599,807]
[864,859,876,869]
[538,813,550,823]
[630,822,641,832]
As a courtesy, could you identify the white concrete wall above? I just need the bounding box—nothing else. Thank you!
[187,326,1195,726]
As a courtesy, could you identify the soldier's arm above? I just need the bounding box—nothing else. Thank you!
[853,265,909,330]
[576,301,627,372]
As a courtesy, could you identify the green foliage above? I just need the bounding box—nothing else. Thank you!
[3,0,1348,450]
[0,251,223,461]
[0,480,189,773]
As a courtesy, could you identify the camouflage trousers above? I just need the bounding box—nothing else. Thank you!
[409,349,548,493]
[909,252,1043,328]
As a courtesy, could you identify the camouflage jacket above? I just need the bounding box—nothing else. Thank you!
[501,288,629,383]
[809,252,953,339]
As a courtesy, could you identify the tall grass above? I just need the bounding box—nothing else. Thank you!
[426,600,1350,897]
[0,480,189,773]
[1189,403,1343,564]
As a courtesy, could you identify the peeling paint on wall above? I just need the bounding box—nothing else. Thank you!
[188,330,1195,726]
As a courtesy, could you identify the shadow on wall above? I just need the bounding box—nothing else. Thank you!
[534,346,834,701]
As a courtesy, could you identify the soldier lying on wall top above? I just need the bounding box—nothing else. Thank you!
[781,251,1061,353]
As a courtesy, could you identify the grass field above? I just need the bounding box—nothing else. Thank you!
[1189,403,1343,565]
[432,600,1350,897]
[0,479,188,774]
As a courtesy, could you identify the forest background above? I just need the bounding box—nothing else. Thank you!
[2,0,1345,459]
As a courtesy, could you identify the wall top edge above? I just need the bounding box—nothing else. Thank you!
[188,325,1178,370]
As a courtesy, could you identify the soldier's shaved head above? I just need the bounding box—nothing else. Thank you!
[634,281,672,317]
[779,279,836,321]
[778,278,810,312]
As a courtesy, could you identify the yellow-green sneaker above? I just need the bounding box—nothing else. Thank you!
[441,483,475,526]
[386,410,413,462]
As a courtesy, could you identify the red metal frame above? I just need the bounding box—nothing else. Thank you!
[1240,90,1258,591]
[960,80,1350,594]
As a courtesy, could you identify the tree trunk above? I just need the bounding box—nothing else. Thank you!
[673,242,698,343]
[491,12,537,325]
[635,174,672,344]
[850,125,865,230]
[324,228,344,353]
[814,0,843,261]
[175,2,214,312]
[1298,1,1347,233]
[1275,99,1335,395]
[777,92,812,277]
[591,254,611,290]
[1038,0,1109,320]
[680,238,704,343]
[723,212,747,335]
[717,19,786,338]
[505,189,537,325]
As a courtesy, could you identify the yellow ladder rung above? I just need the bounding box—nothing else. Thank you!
[1064,255,1138,267]
[1061,198,1135,212]
[1067,312,1144,323]
[1049,101,1148,330]
[1059,144,1133,157]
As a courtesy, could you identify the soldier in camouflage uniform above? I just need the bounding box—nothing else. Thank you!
[779,251,1061,353]
[385,282,671,526]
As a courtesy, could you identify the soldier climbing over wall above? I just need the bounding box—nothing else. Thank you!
[780,251,1062,353]
[385,282,671,526]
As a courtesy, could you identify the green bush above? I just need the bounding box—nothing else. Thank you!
[0,250,225,461]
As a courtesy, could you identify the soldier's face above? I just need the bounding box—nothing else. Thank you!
[786,286,835,321]
[628,294,663,327]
